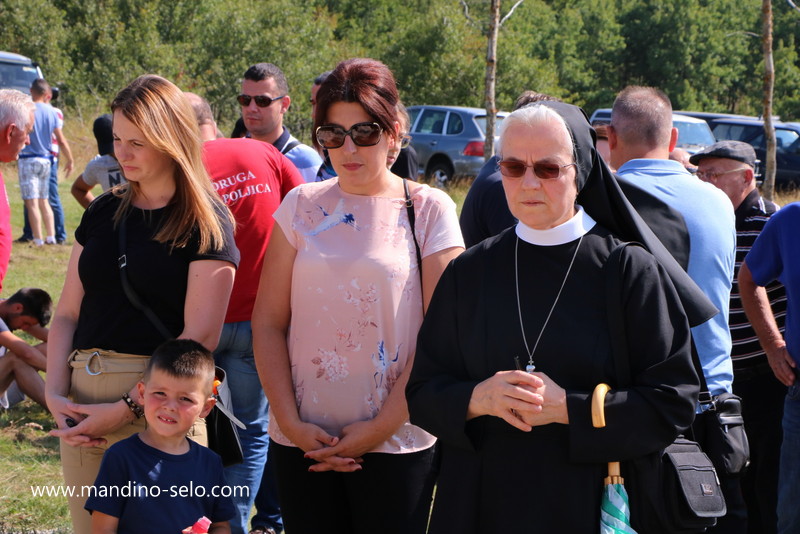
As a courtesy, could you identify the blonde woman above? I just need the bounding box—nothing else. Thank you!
[45,75,239,534]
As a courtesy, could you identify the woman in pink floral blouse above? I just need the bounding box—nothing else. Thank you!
[252,58,464,534]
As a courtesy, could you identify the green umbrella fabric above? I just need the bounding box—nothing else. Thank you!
[600,482,637,534]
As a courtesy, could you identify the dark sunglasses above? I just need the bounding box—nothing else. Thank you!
[236,94,286,107]
[498,160,576,179]
[316,122,383,149]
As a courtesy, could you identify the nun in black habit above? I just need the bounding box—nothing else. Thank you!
[406,102,717,534]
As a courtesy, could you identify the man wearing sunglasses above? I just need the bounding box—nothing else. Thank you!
[239,63,321,184]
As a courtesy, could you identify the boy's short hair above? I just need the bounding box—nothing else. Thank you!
[144,339,216,395]
[6,288,52,326]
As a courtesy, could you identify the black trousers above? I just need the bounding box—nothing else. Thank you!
[269,440,437,534]
[734,366,786,534]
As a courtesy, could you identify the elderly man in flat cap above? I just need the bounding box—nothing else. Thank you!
[692,140,784,533]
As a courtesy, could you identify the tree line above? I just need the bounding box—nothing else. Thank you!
[2,0,799,142]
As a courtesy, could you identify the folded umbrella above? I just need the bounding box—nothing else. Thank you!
[592,383,638,534]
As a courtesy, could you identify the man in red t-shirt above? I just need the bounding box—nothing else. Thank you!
[0,90,35,293]
[186,92,302,534]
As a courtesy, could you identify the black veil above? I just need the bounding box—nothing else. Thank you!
[538,101,717,327]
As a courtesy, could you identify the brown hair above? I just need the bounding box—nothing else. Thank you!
[111,75,232,253]
[145,339,216,395]
[313,58,399,150]
[513,91,561,111]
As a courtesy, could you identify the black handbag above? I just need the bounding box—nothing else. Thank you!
[117,217,246,466]
[206,367,246,467]
[606,243,726,533]
[699,392,750,475]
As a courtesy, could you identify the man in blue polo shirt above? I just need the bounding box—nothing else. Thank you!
[16,79,72,246]
[609,85,741,533]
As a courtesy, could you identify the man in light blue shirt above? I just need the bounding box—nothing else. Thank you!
[609,86,742,533]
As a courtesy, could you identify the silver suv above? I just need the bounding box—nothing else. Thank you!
[0,51,43,93]
[407,105,507,186]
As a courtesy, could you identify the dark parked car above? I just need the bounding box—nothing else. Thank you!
[407,105,507,186]
[674,111,753,128]
[711,117,800,187]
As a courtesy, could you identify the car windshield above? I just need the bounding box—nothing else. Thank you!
[474,115,504,136]
[0,61,38,91]
[676,121,716,147]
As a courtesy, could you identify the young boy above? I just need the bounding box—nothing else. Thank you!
[85,339,235,534]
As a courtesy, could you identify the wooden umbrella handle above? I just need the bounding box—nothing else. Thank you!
[591,383,611,428]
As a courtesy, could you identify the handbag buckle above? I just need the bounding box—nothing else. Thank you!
[698,391,714,409]
[85,351,103,376]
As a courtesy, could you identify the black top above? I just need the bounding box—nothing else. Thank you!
[407,225,699,533]
[74,193,239,354]
[618,178,691,271]
[390,145,419,180]
[459,155,516,248]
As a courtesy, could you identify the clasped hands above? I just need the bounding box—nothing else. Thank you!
[467,370,568,431]
[283,419,390,473]
[48,394,135,447]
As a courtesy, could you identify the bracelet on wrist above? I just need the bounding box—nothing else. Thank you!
[122,392,144,419]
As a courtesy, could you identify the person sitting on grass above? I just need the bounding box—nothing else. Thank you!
[85,339,235,534]
[0,287,51,409]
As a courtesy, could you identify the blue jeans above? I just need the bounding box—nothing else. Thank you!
[214,321,281,534]
[22,157,66,242]
[778,378,800,534]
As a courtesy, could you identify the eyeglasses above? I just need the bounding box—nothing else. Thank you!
[316,122,383,149]
[497,160,577,179]
[696,167,748,182]
[236,94,286,107]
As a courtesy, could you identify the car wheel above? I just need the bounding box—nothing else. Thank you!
[427,161,454,189]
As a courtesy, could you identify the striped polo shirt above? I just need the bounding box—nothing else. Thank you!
[730,189,786,369]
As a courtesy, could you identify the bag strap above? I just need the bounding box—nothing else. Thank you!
[604,241,709,396]
[403,178,423,287]
[280,139,300,155]
[117,217,173,341]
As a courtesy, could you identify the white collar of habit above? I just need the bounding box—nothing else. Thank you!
[515,205,596,246]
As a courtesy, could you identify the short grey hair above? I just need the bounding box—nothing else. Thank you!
[0,89,34,132]
[611,86,673,149]
[497,104,575,162]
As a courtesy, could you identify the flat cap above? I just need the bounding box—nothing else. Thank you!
[689,140,756,167]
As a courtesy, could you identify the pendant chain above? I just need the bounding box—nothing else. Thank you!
[514,235,583,372]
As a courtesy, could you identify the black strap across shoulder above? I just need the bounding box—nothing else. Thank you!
[117,217,174,341]
[403,178,423,286]
[280,139,300,155]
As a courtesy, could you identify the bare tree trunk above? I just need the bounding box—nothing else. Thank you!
[483,0,500,160]
[762,0,776,200]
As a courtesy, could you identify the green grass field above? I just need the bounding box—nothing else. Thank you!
[0,116,799,533]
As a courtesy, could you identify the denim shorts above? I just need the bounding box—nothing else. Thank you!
[17,157,51,200]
